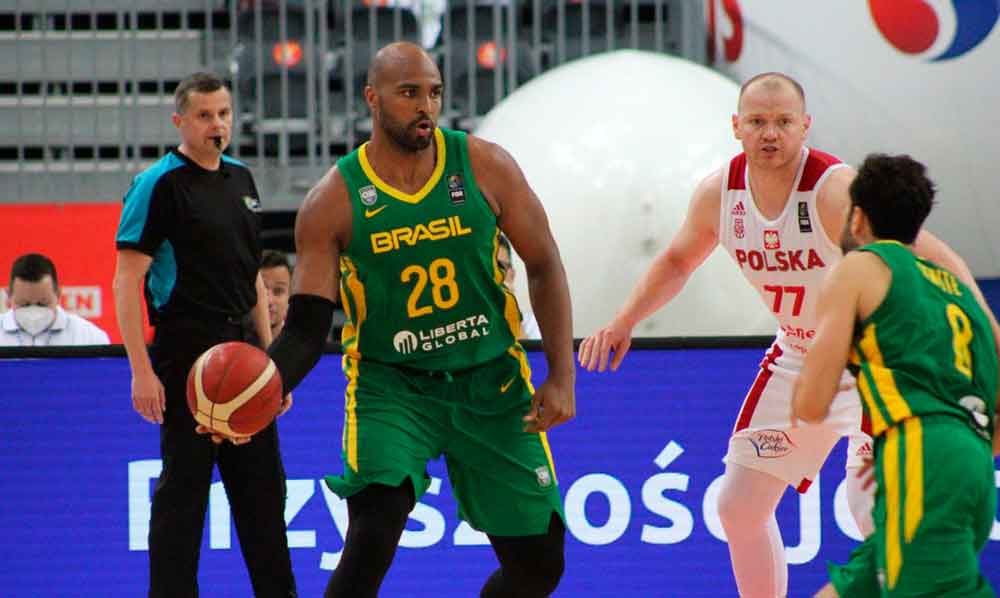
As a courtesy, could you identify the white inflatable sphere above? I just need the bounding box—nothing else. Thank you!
[475,50,774,337]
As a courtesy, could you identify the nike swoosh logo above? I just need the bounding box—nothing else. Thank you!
[500,377,517,393]
[365,205,387,218]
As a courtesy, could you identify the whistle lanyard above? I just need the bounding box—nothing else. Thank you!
[15,327,57,347]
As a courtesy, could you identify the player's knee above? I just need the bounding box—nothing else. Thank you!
[717,486,768,532]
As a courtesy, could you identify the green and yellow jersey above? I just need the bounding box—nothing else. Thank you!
[849,241,998,441]
[335,127,523,371]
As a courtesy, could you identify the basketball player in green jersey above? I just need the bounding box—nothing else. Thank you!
[792,154,1000,597]
[263,42,574,597]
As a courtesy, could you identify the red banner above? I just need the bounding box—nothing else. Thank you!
[0,203,152,344]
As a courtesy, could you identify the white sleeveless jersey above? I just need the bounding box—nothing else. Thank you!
[719,147,846,363]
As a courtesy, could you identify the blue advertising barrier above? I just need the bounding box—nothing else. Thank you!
[1,348,997,597]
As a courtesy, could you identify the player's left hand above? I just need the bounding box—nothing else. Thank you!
[278,392,293,417]
[523,378,575,433]
[195,424,252,446]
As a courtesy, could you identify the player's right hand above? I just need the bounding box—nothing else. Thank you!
[132,370,166,424]
[277,392,293,417]
[577,319,633,372]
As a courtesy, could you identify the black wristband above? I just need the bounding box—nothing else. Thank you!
[267,293,336,394]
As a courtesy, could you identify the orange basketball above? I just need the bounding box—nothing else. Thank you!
[186,341,283,437]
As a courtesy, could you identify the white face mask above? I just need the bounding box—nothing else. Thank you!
[14,305,56,337]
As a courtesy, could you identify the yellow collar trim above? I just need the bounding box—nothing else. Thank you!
[358,128,446,204]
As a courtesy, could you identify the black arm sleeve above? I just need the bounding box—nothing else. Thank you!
[267,293,336,394]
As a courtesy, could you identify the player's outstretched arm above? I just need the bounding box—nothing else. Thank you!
[578,171,722,373]
[793,252,886,422]
[467,135,575,433]
[267,167,351,395]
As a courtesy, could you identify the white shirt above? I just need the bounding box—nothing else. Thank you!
[0,306,111,346]
[718,147,845,362]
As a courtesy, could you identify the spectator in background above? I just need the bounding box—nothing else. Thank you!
[259,250,293,338]
[0,253,110,346]
[497,234,541,340]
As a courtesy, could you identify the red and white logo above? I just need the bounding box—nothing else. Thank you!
[763,229,781,250]
[706,0,744,64]
[731,200,746,216]
[734,217,745,239]
[61,286,102,318]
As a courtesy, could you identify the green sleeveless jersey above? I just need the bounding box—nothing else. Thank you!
[335,127,522,370]
[848,241,997,442]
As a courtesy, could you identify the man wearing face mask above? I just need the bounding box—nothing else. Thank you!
[0,253,110,346]
[113,72,295,597]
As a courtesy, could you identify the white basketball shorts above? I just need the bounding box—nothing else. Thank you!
[723,343,872,493]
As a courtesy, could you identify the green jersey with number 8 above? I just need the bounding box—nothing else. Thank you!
[849,241,997,442]
[335,127,522,371]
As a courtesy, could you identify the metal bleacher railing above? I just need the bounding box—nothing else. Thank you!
[1,0,706,210]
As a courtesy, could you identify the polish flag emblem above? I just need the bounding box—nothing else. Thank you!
[764,229,781,250]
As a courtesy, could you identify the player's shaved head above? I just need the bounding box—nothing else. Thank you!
[367,41,438,89]
[738,72,806,113]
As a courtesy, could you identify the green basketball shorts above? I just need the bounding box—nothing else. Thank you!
[829,415,996,597]
[324,345,565,536]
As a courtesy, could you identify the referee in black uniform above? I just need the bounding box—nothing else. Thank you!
[113,72,296,598]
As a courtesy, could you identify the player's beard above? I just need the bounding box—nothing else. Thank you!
[379,108,433,153]
[839,217,860,253]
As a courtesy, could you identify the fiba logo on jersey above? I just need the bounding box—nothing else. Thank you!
[393,330,419,355]
[359,185,377,206]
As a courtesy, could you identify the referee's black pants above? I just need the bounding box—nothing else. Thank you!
[147,316,296,598]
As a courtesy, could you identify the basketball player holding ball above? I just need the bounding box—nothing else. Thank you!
[578,73,994,597]
[264,42,575,598]
[114,72,296,597]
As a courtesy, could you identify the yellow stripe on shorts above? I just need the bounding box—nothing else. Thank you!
[884,425,902,589]
[507,345,556,483]
[903,418,924,543]
[343,356,360,472]
[539,431,557,486]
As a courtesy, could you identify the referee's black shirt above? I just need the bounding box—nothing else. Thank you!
[116,148,263,324]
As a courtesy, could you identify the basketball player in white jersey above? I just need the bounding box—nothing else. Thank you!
[578,73,989,598]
